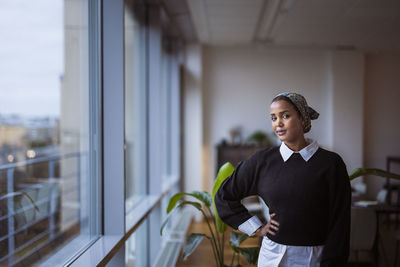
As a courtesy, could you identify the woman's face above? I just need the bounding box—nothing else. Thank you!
[270,100,304,144]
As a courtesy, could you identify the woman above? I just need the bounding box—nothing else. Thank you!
[215,92,351,267]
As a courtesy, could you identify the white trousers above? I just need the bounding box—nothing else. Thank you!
[257,236,324,267]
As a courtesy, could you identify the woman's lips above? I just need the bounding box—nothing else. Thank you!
[276,130,286,136]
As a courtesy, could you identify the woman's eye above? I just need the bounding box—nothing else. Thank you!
[271,117,276,121]
[283,114,290,119]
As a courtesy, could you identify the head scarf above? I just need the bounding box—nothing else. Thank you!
[273,92,319,133]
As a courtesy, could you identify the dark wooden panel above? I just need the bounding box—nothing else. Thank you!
[216,144,267,176]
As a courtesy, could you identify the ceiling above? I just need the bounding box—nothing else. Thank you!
[179,0,400,52]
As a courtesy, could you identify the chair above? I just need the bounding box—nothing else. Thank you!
[350,206,377,266]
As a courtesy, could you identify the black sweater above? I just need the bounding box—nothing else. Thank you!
[215,146,351,267]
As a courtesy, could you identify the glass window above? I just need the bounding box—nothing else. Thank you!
[0,0,99,265]
[124,2,147,212]
[125,218,148,266]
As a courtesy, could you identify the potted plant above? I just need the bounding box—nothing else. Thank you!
[160,162,260,267]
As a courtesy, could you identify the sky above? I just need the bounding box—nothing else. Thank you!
[0,0,63,117]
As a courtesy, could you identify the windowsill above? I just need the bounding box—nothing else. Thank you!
[41,234,101,267]
[68,235,122,266]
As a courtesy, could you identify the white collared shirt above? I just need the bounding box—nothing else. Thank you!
[238,139,324,267]
[279,138,319,163]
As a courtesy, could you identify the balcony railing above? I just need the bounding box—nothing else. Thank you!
[0,152,84,266]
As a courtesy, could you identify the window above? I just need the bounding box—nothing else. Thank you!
[124,0,148,213]
[0,0,100,265]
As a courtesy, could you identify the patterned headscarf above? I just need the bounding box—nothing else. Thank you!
[273,92,319,133]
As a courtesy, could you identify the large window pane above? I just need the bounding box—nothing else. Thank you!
[0,0,99,265]
[124,2,147,212]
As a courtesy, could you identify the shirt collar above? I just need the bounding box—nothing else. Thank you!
[279,139,319,162]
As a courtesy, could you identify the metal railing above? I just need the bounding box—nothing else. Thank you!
[0,152,84,266]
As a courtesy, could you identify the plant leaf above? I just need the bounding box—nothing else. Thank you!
[212,162,235,232]
[230,242,240,253]
[167,193,185,213]
[230,232,250,247]
[349,168,400,181]
[167,191,212,214]
[183,233,207,260]
[160,208,175,236]
[190,191,212,207]
[235,247,260,264]
[177,201,202,211]
[161,201,202,235]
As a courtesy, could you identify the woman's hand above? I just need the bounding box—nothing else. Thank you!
[254,213,280,237]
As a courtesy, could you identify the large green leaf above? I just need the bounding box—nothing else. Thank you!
[229,242,239,253]
[349,168,400,181]
[167,191,212,214]
[230,243,239,253]
[167,193,186,213]
[160,208,175,235]
[230,232,251,247]
[161,201,202,235]
[234,247,260,265]
[212,162,235,233]
[191,191,212,207]
[183,233,208,260]
[178,200,202,211]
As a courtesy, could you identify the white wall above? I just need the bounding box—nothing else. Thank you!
[330,51,365,178]
[183,44,203,220]
[201,46,364,192]
[364,53,400,199]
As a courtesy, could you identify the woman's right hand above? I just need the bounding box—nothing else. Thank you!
[254,213,280,237]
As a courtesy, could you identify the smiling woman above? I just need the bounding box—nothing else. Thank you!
[215,92,351,267]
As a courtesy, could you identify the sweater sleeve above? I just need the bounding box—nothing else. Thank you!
[321,156,351,267]
[214,152,260,230]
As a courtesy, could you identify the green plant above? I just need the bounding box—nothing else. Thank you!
[160,162,260,267]
[247,130,271,147]
[349,168,400,181]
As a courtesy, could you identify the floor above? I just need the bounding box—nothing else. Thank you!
[176,219,400,267]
